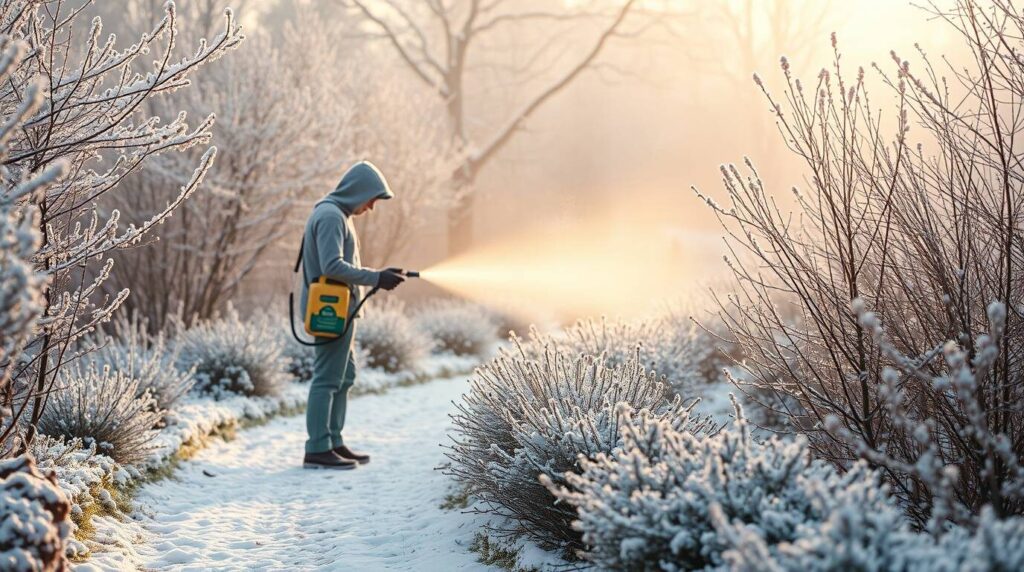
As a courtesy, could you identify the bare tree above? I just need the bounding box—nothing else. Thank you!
[347,68,455,267]
[0,0,242,454]
[345,0,640,253]
[696,0,1023,527]
[106,18,351,328]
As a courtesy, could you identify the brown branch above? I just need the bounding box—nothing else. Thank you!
[465,0,637,176]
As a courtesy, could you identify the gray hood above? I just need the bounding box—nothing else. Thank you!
[318,161,394,215]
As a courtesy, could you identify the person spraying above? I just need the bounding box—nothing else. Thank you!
[296,161,407,470]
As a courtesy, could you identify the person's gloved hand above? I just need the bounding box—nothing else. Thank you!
[377,269,405,291]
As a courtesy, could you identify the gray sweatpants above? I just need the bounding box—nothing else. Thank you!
[305,323,357,454]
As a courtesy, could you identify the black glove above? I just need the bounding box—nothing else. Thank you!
[377,269,405,291]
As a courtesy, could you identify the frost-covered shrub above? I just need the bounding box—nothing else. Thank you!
[545,398,907,570]
[714,502,1024,572]
[924,508,1024,572]
[527,315,720,394]
[26,435,130,500]
[175,308,288,398]
[0,455,71,572]
[356,298,429,374]
[415,299,497,357]
[79,315,194,414]
[279,325,315,383]
[447,342,711,553]
[701,25,1024,526]
[833,301,1024,526]
[39,365,160,466]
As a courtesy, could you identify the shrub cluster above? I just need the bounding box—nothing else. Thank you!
[0,455,72,572]
[445,311,1024,569]
[80,315,194,414]
[279,325,316,383]
[544,398,907,569]
[176,307,288,399]
[700,16,1024,526]
[40,365,162,466]
[527,315,725,394]
[542,396,1024,571]
[446,341,712,553]
[356,298,429,374]
[415,299,497,357]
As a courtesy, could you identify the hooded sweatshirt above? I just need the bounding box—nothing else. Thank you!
[300,161,394,315]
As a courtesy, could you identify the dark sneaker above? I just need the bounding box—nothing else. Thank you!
[333,445,370,465]
[303,451,357,470]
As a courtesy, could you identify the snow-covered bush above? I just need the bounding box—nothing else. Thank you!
[356,298,429,374]
[924,508,1024,572]
[415,299,497,357]
[714,500,1024,572]
[526,315,720,394]
[176,308,288,399]
[0,455,72,572]
[698,20,1024,525]
[545,398,908,570]
[38,365,160,466]
[835,300,1024,527]
[446,341,711,553]
[79,315,194,414]
[279,326,316,383]
[27,435,129,504]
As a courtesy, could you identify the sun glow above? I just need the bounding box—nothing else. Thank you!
[418,205,726,322]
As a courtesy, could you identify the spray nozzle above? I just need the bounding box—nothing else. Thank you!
[387,267,421,278]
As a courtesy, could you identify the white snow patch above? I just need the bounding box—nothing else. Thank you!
[80,373,498,571]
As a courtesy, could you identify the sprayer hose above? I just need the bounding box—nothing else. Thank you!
[288,286,381,347]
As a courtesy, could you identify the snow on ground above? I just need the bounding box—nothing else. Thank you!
[82,375,496,571]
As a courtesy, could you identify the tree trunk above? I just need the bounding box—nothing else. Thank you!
[447,189,474,255]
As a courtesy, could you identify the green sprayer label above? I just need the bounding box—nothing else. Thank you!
[310,305,345,335]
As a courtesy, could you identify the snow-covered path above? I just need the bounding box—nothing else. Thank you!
[129,376,495,571]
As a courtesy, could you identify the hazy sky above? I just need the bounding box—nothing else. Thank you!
[468,0,958,237]
[419,0,964,314]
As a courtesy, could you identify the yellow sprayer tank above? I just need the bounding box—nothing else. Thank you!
[305,276,351,338]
